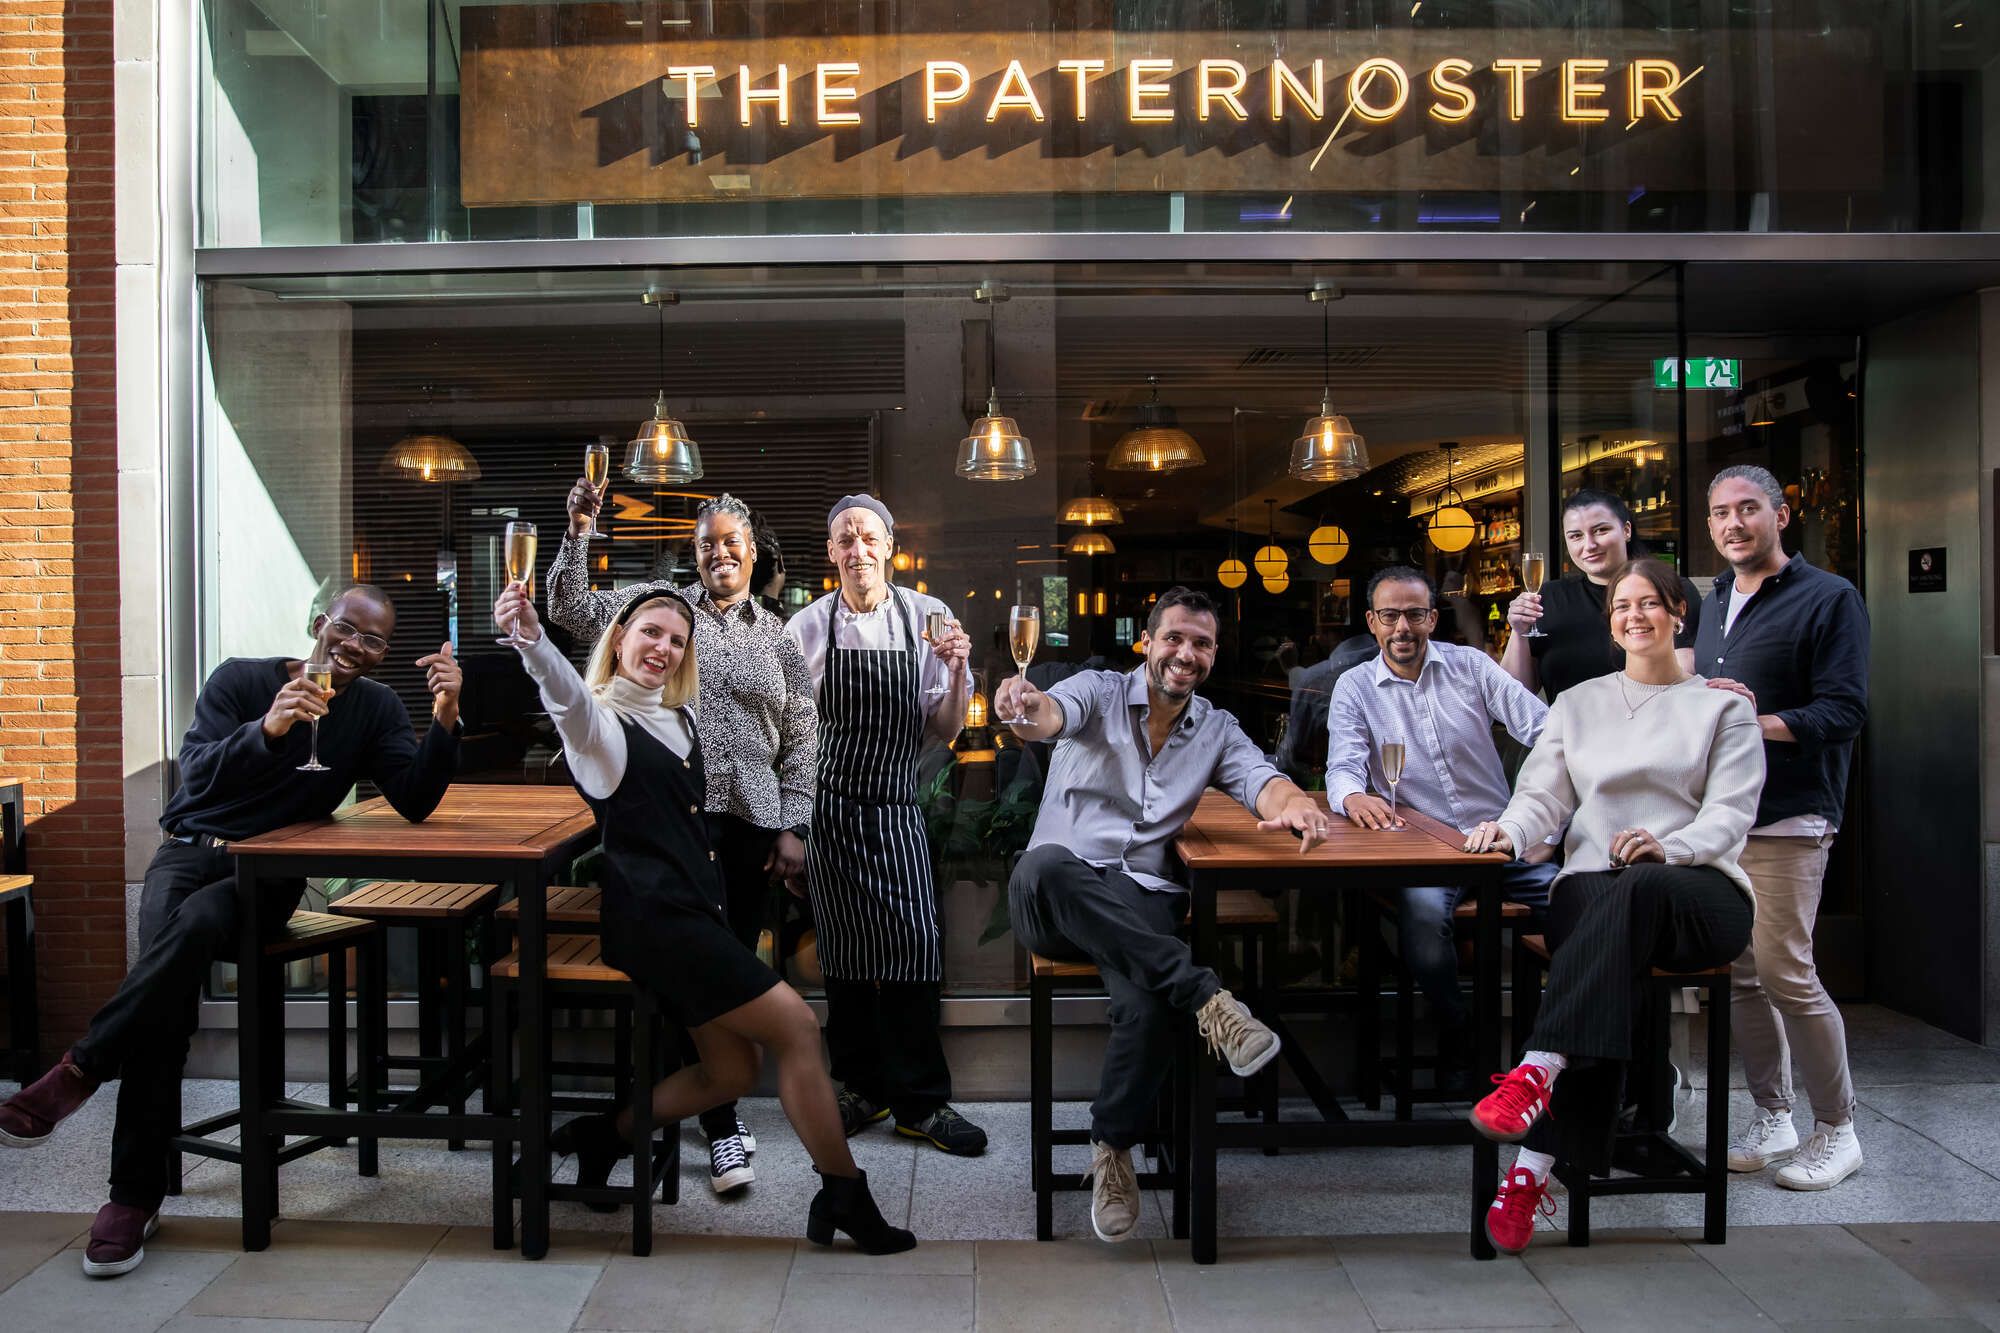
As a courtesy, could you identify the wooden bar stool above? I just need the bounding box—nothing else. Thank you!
[172,910,384,1194]
[1514,933,1732,1246]
[489,934,679,1257]
[1355,894,1535,1117]
[0,872,36,1082]
[329,880,500,1150]
[1026,888,1280,1241]
[490,886,606,1119]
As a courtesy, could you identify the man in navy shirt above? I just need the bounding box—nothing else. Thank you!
[1696,465,1869,1192]
[0,585,462,1276]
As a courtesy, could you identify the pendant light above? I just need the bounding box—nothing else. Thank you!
[624,289,704,484]
[1068,530,1116,556]
[1261,572,1291,594]
[956,281,1036,480]
[1748,387,1777,428]
[1107,375,1206,473]
[1059,462,1123,525]
[382,385,481,483]
[1307,521,1350,566]
[1427,442,1477,553]
[1252,498,1289,581]
[1218,518,1248,589]
[1289,283,1370,482]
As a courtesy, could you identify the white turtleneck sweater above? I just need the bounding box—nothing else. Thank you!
[1495,674,1766,898]
[518,631,693,800]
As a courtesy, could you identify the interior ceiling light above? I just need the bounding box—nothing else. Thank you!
[1427,442,1477,553]
[1289,282,1370,482]
[1252,498,1289,579]
[956,281,1036,481]
[1261,572,1291,594]
[1059,465,1124,525]
[382,385,480,483]
[1748,388,1778,428]
[1308,523,1350,566]
[1068,530,1116,556]
[1107,374,1206,473]
[625,289,704,484]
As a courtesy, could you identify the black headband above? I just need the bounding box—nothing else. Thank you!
[614,589,690,628]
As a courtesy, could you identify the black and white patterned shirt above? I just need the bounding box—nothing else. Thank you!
[546,535,817,832]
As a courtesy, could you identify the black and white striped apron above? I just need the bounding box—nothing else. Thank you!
[805,588,942,982]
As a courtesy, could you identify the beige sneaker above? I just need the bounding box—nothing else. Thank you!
[1090,1141,1140,1243]
[1196,988,1280,1077]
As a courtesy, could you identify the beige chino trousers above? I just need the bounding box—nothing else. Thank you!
[1731,832,1857,1125]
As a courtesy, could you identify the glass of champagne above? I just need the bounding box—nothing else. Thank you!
[1380,740,1406,825]
[999,604,1040,724]
[922,608,950,697]
[1520,551,1548,638]
[495,520,539,647]
[297,659,334,773]
[581,443,611,540]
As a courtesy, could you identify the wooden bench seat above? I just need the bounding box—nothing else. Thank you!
[0,873,29,903]
[268,910,376,961]
[489,934,632,985]
[330,881,499,920]
[496,886,603,925]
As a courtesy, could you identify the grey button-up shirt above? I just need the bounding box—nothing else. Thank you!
[1326,640,1547,831]
[1027,667,1287,892]
[545,535,817,831]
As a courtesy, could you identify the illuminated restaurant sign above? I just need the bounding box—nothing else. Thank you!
[459,8,1880,207]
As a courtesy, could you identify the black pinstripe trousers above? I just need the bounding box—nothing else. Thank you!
[1523,863,1752,1171]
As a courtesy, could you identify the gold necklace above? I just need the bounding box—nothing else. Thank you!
[1617,672,1686,719]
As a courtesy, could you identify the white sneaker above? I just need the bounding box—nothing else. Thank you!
[1089,1141,1141,1243]
[707,1132,755,1194]
[1727,1107,1800,1172]
[1775,1121,1862,1191]
[736,1116,756,1155]
[1196,989,1280,1077]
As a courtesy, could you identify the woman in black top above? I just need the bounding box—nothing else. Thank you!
[497,583,913,1255]
[1501,489,1701,698]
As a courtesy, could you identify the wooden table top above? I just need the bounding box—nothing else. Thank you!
[230,784,595,861]
[1175,789,1508,871]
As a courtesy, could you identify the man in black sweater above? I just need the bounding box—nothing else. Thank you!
[0,584,462,1277]
[1695,465,1870,1193]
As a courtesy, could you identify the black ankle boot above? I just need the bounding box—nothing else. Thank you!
[550,1112,628,1215]
[806,1168,916,1255]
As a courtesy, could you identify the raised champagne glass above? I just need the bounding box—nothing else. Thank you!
[495,520,539,647]
[581,443,611,540]
[1520,551,1548,638]
[999,604,1040,724]
[297,659,334,772]
[922,608,950,698]
[1380,740,1406,824]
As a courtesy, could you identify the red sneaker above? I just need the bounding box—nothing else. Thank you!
[1485,1166,1555,1255]
[1470,1062,1554,1142]
[0,1050,99,1148]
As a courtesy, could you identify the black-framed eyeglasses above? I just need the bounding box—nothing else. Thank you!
[328,619,389,654]
[1367,607,1436,627]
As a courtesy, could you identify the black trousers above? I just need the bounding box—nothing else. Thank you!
[69,841,305,1208]
[1524,863,1753,1172]
[823,979,952,1123]
[1007,844,1221,1150]
[683,814,779,1140]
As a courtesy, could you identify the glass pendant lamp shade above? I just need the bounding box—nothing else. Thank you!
[956,391,1037,480]
[1217,556,1248,589]
[1289,398,1370,482]
[1107,377,1206,473]
[624,392,704,483]
[1307,524,1350,565]
[1428,503,1477,553]
[965,691,989,727]
[1060,493,1124,526]
[1261,572,1290,594]
[1068,530,1116,556]
[1748,390,1777,427]
[382,432,481,484]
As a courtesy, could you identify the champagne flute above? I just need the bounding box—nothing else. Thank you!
[581,443,611,540]
[1520,551,1548,638]
[921,608,950,698]
[495,520,539,646]
[999,604,1040,724]
[1380,740,1406,825]
[297,659,334,773]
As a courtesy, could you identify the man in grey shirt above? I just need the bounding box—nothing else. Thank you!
[995,587,1330,1245]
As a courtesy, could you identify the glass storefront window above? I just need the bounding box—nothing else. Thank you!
[199,1,2000,248]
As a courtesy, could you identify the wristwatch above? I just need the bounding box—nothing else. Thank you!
[788,823,811,843]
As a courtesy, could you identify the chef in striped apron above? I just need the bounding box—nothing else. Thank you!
[784,494,988,1157]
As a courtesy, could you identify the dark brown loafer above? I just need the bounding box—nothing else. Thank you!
[82,1201,160,1279]
[0,1051,99,1148]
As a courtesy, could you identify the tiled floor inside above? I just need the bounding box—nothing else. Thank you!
[3,1001,1999,1330]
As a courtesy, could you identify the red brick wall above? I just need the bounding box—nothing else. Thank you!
[0,0,124,1057]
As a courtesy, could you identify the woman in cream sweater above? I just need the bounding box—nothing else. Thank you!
[1461,558,1765,1254]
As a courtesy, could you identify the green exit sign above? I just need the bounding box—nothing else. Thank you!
[1653,357,1741,389]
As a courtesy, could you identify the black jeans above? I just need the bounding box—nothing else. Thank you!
[1523,862,1753,1173]
[685,815,778,1140]
[69,841,305,1208]
[823,978,952,1124]
[1007,844,1222,1150]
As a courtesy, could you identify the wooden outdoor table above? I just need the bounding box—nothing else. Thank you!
[1175,789,1510,1264]
[229,784,596,1260]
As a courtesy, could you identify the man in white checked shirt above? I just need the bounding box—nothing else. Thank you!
[1327,565,1558,1090]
